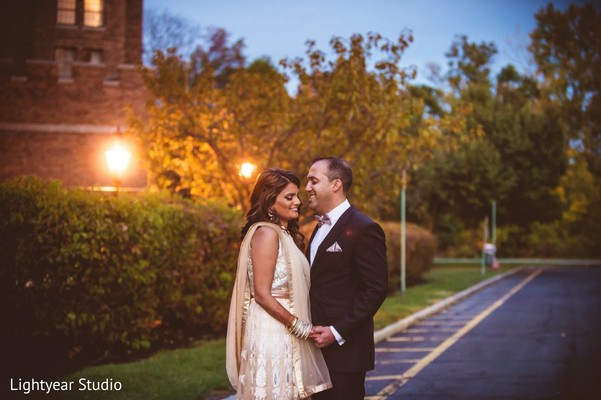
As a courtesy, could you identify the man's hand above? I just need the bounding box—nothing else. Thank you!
[309,325,336,348]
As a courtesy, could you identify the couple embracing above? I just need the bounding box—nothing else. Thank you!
[226,157,388,400]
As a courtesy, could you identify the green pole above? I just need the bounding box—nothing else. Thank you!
[481,216,489,275]
[492,200,497,246]
[401,169,407,297]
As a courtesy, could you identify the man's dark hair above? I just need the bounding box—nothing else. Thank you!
[313,157,353,194]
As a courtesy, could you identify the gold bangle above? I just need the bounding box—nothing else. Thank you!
[287,316,298,332]
[292,320,302,336]
[292,320,313,340]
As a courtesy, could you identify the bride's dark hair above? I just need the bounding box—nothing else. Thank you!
[241,168,305,249]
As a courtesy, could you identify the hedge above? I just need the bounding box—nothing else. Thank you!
[381,221,437,291]
[0,177,436,376]
[0,177,241,375]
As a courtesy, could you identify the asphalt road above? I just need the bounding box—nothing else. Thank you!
[366,266,601,400]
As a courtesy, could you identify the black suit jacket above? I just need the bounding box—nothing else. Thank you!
[308,206,388,373]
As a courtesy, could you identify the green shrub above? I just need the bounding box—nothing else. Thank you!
[432,214,482,257]
[381,221,437,291]
[0,176,241,375]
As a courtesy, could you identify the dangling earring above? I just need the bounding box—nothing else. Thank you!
[268,209,276,222]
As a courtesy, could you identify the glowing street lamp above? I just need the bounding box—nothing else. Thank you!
[239,162,257,180]
[105,141,131,192]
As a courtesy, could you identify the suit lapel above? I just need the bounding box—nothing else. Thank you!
[311,206,356,268]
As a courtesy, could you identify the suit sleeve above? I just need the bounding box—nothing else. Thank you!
[333,221,388,340]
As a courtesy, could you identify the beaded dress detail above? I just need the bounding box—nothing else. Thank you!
[237,239,296,399]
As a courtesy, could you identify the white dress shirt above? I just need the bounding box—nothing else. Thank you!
[310,199,350,265]
[310,199,351,346]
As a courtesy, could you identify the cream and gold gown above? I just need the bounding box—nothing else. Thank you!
[226,223,331,400]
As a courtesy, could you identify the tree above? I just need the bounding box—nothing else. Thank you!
[530,3,601,178]
[528,3,601,256]
[281,32,417,216]
[414,36,502,230]
[491,65,566,225]
[443,36,565,226]
[132,26,465,217]
[282,32,474,218]
[130,28,292,209]
[143,8,201,64]
[415,139,510,230]
[412,35,568,256]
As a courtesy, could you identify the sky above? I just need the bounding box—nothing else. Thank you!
[143,0,588,86]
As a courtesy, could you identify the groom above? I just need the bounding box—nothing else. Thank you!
[306,157,388,400]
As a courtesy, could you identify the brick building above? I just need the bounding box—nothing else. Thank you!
[0,0,147,188]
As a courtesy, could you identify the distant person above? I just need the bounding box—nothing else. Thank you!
[484,242,497,268]
[305,157,388,400]
[226,168,332,399]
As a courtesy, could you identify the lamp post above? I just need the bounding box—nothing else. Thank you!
[491,200,497,245]
[400,168,407,297]
[238,161,257,212]
[105,141,131,194]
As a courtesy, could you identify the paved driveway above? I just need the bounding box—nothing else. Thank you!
[367,267,601,400]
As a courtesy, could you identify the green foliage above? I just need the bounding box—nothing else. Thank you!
[432,214,483,257]
[520,156,601,258]
[491,79,566,226]
[445,34,497,93]
[0,176,241,374]
[530,3,601,179]
[381,221,437,290]
[524,3,601,257]
[132,6,601,265]
[411,32,570,254]
[415,139,510,228]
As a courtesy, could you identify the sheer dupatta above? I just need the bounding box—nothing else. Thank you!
[226,222,331,398]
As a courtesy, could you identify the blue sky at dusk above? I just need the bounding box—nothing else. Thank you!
[144,0,589,85]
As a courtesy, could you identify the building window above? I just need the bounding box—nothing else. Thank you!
[84,0,104,27]
[56,48,75,78]
[57,0,76,25]
[83,49,104,64]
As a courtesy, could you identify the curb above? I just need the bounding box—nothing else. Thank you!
[373,267,525,343]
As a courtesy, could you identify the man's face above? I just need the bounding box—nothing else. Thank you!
[305,160,333,214]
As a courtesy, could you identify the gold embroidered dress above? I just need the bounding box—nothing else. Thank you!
[226,222,331,399]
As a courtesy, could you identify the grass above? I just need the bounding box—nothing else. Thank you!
[54,340,231,400]
[52,264,516,400]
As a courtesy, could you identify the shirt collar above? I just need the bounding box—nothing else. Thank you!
[325,199,351,226]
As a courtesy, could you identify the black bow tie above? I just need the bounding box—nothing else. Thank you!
[315,214,331,227]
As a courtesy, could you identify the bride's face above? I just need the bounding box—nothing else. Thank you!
[272,183,301,225]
